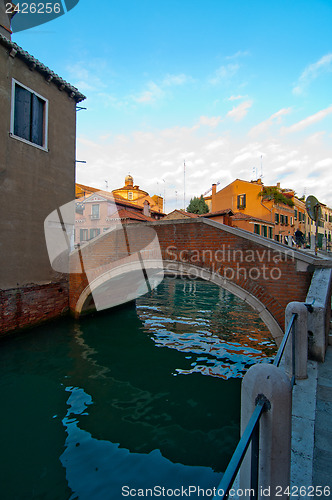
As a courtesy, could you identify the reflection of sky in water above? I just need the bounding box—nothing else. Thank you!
[61,386,221,499]
[137,278,277,379]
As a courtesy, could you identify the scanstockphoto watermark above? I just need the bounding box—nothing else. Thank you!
[122,485,238,497]
[7,0,80,33]
[165,244,296,282]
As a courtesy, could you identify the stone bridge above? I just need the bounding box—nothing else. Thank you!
[69,218,327,344]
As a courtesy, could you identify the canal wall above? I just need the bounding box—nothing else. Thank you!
[0,280,69,337]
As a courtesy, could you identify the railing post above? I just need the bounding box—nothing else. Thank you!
[285,302,308,380]
[240,363,292,498]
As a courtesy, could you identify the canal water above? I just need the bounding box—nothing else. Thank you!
[0,277,276,499]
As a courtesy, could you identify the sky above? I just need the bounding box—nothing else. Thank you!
[13,0,332,212]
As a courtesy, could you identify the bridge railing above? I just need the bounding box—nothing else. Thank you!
[213,310,301,500]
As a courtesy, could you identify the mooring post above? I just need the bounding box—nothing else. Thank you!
[240,363,292,499]
[285,302,308,380]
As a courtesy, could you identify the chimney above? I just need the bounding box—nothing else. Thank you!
[211,184,217,212]
[143,200,151,217]
[0,1,16,40]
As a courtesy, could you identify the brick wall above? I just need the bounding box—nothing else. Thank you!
[69,219,315,331]
[0,280,69,337]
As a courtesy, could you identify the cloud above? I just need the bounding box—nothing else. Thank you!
[76,124,332,210]
[249,108,292,137]
[132,73,192,104]
[209,63,239,85]
[281,106,332,134]
[315,158,332,168]
[133,81,165,103]
[228,95,247,101]
[293,53,332,95]
[198,116,221,127]
[227,100,253,122]
[226,50,250,60]
[162,73,192,86]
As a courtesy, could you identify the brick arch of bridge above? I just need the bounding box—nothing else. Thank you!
[69,218,320,343]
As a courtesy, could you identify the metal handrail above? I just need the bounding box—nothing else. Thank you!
[213,313,297,499]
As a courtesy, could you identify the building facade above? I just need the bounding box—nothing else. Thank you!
[74,190,163,245]
[204,178,309,243]
[112,175,164,213]
[0,3,85,335]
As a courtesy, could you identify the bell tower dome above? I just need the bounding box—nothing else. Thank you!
[125,174,133,187]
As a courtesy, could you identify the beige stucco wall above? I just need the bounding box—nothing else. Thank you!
[0,44,77,288]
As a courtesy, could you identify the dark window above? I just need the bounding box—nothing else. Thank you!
[285,216,288,225]
[269,227,273,239]
[237,194,246,209]
[294,209,298,220]
[262,225,267,237]
[254,224,260,235]
[280,214,284,224]
[12,82,47,148]
[275,213,279,224]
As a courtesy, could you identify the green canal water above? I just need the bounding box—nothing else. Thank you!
[0,277,276,499]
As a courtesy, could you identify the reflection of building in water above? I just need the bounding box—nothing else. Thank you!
[74,186,165,245]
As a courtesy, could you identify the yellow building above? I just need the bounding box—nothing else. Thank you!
[112,175,164,213]
[204,178,305,242]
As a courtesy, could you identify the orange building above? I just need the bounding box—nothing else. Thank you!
[112,175,164,213]
[204,178,305,242]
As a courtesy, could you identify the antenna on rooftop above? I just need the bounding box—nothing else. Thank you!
[183,160,186,210]
[105,180,108,191]
[260,155,263,179]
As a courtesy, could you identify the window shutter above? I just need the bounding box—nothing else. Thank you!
[14,85,31,141]
[31,94,44,146]
[243,194,246,208]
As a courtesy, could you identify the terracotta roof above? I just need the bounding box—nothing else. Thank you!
[0,33,86,102]
[177,210,200,218]
[108,208,155,222]
[231,212,274,225]
[200,208,234,218]
[76,188,164,216]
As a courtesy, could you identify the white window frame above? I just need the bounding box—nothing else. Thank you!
[10,78,49,151]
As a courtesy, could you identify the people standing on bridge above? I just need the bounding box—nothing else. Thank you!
[295,229,305,248]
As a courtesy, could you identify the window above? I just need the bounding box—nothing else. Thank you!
[294,209,298,220]
[275,213,279,224]
[285,216,288,225]
[11,79,48,149]
[237,194,246,209]
[262,225,267,237]
[90,228,100,239]
[269,227,273,239]
[80,229,88,241]
[128,191,133,200]
[91,204,100,219]
[280,214,284,224]
[290,216,293,225]
[254,224,260,235]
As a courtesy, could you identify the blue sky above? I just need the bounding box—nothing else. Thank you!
[14,0,332,211]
